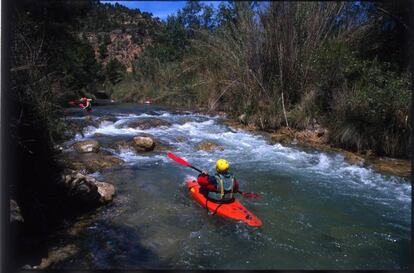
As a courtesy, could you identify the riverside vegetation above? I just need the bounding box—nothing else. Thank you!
[5,0,411,269]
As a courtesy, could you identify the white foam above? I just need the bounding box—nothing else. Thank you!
[68,109,411,208]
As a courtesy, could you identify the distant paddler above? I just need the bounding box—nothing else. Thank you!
[69,97,93,113]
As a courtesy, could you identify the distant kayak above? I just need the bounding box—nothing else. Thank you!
[186,180,262,227]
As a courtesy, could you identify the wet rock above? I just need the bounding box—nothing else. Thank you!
[82,155,124,172]
[122,118,171,129]
[98,115,118,124]
[93,133,105,137]
[10,200,24,223]
[270,127,294,144]
[175,136,187,142]
[63,172,116,205]
[177,117,194,124]
[223,119,258,132]
[112,140,134,152]
[63,152,124,173]
[196,141,224,152]
[37,244,79,269]
[153,139,172,152]
[342,151,365,166]
[63,172,101,205]
[95,182,116,204]
[132,136,155,152]
[73,140,100,153]
[369,157,411,177]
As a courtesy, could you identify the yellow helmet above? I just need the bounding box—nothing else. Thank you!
[216,159,230,173]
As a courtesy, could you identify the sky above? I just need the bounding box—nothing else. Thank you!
[103,1,223,20]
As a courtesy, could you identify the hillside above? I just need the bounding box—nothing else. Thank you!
[77,2,161,72]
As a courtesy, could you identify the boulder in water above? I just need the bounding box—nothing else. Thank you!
[63,172,101,205]
[123,118,171,129]
[175,136,187,142]
[98,115,118,124]
[95,181,116,204]
[196,141,224,152]
[63,172,116,205]
[73,140,100,153]
[83,155,124,172]
[132,136,155,152]
[177,117,194,124]
[36,244,79,269]
[62,152,124,173]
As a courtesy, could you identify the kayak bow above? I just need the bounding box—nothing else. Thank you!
[187,180,262,227]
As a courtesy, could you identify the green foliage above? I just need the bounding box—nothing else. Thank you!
[106,58,125,84]
[328,57,411,156]
[99,43,108,59]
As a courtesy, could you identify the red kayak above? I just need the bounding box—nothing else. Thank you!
[186,180,262,227]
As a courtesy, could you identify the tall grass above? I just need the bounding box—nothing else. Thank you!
[113,1,411,157]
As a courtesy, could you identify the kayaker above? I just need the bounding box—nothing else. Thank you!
[197,159,239,203]
[79,97,92,113]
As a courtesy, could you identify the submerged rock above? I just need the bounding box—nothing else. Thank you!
[62,152,124,173]
[175,136,187,142]
[196,141,224,152]
[177,117,194,124]
[98,115,119,124]
[112,139,134,152]
[122,118,171,129]
[73,140,100,153]
[132,136,155,152]
[36,244,79,269]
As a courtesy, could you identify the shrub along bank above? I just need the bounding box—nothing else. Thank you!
[111,1,411,159]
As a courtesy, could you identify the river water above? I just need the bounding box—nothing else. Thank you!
[56,103,410,270]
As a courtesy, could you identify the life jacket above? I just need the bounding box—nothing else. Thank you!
[207,172,235,202]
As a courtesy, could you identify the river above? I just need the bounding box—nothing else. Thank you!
[55,103,410,270]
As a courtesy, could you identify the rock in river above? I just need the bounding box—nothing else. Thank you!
[73,140,100,153]
[98,115,118,124]
[63,172,116,205]
[62,152,124,173]
[122,118,171,129]
[196,141,224,152]
[95,181,116,204]
[132,136,155,152]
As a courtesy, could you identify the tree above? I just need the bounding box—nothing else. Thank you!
[99,43,108,59]
[106,58,124,84]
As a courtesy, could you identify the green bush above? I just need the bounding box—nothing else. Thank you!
[328,58,411,157]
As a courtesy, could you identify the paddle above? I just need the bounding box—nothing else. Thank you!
[167,152,261,199]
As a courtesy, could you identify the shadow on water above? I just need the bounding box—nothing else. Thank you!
[52,219,171,269]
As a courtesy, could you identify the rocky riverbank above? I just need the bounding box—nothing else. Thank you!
[223,118,411,178]
[154,105,410,178]
[11,113,178,269]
